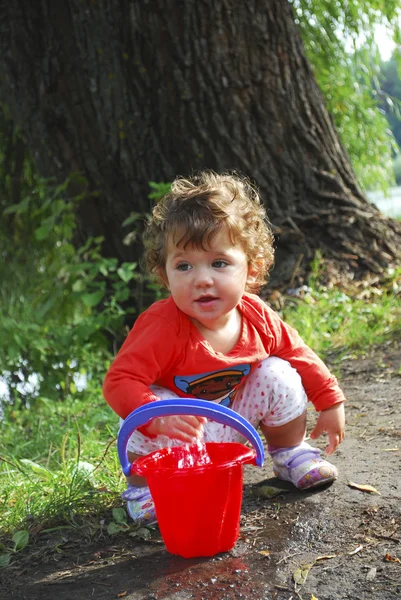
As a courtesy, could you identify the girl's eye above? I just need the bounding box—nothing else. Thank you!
[212,260,228,268]
[176,262,191,271]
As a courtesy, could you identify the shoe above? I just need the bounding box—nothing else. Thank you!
[269,441,338,490]
[121,485,157,526]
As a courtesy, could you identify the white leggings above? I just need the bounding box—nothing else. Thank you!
[125,357,308,455]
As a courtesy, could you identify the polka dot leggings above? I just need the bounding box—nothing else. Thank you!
[124,357,308,455]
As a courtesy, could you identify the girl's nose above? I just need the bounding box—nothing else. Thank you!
[194,267,213,287]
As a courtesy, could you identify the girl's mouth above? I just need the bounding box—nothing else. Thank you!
[196,296,218,303]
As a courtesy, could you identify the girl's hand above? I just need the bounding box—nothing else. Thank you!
[310,402,345,455]
[146,414,207,443]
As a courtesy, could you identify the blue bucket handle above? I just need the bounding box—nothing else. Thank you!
[118,398,265,476]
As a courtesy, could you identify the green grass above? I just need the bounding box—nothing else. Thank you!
[0,396,124,564]
[0,265,400,563]
[282,267,401,360]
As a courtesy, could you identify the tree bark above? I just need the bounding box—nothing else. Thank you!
[1,0,400,290]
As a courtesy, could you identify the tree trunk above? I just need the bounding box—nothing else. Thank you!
[1,0,400,290]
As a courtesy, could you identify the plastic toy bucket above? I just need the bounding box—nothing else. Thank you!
[118,399,264,558]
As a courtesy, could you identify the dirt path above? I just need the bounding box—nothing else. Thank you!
[1,341,400,600]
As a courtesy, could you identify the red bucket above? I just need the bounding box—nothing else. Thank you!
[133,442,256,558]
[118,400,264,558]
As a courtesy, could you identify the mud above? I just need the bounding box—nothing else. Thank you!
[1,340,400,600]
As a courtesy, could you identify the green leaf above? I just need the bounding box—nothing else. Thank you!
[130,527,152,540]
[117,263,137,283]
[148,181,171,201]
[72,280,85,292]
[20,459,54,480]
[114,287,130,302]
[3,196,31,215]
[34,222,53,241]
[107,522,125,535]
[112,507,127,524]
[0,554,11,568]
[81,290,104,307]
[122,211,141,227]
[253,485,290,499]
[7,342,20,361]
[12,530,29,552]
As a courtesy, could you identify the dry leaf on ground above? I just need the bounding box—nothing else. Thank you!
[293,562,314,585]
[384,553,400,563]
[292,553,337,588]
[348,544,363,555]
[348,481,381,495]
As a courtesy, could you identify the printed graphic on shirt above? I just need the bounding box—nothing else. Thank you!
[174,364,251,407]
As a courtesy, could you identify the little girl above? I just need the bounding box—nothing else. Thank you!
[103,171,345,525]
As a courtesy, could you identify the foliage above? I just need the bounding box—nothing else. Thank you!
[292,0,401,190]
[0,108,148,406]
[148,181,172,201]
[0,176,137,405]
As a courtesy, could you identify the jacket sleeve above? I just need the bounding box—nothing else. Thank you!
[263,305,346,411]
[102,312,180,419]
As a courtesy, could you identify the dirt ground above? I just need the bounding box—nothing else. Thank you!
[1,340,400,600]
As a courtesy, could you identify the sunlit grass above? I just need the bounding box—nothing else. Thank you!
[282,267,401,360]
[0,396,123,539]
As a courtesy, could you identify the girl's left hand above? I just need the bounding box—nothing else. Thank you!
[310,402,345,454]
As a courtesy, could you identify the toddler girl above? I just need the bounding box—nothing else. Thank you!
[103,171,345,525]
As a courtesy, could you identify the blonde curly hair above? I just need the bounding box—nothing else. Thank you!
[143,171,275,293]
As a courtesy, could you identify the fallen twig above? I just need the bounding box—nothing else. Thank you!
[277,552,303,565]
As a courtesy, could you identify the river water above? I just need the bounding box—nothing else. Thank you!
[367,186,401,217]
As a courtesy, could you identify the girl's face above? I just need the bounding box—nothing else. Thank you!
[161,226,256,329]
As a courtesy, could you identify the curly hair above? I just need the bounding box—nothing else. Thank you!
[143,171,275,293]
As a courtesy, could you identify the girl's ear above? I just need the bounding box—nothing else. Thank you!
[247,260,262,285]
